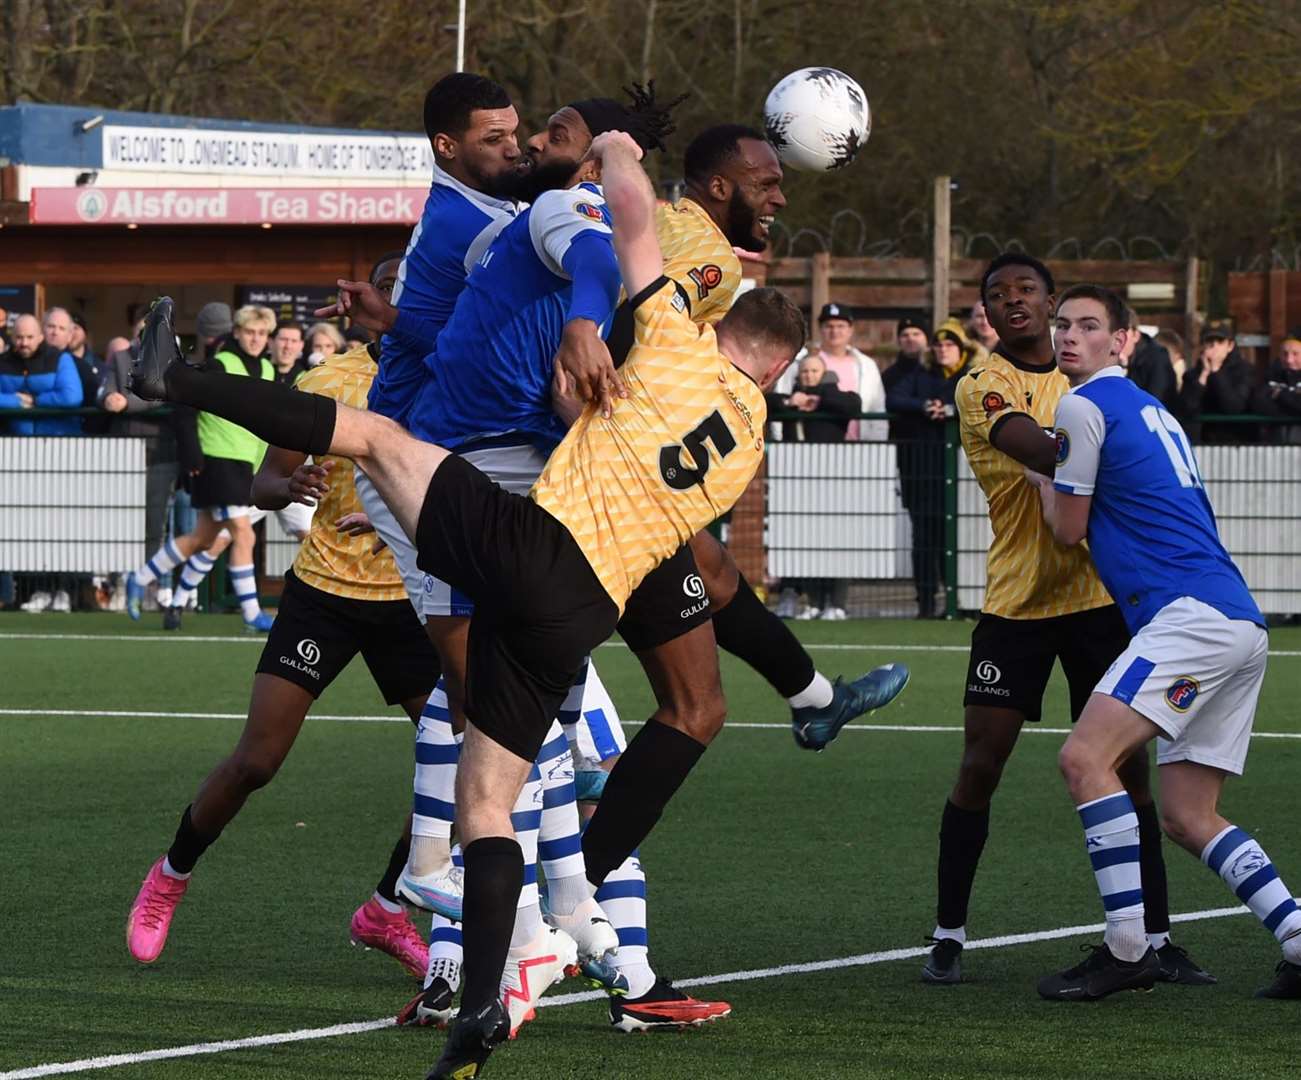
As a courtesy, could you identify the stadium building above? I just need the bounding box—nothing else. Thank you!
[0,103,423,334]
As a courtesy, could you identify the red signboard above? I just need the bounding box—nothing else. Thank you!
[29,186,424,226]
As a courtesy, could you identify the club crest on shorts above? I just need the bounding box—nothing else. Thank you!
[1165,675,1199,712]
[1054,428,1070,466]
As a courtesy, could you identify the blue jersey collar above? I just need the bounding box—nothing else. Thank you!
[432,161,517,215]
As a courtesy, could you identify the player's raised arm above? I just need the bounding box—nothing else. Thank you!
[590,131,663,299]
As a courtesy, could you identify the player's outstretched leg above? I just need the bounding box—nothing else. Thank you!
[690,533,910,749]
[581,623,721,891]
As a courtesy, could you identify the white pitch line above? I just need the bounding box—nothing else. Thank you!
[4,708,1301,741]
[1,900,1284,1080]
[3,631,1301,658]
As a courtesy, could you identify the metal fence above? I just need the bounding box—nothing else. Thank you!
[3,408,1299,618]
[764,412,1301,618]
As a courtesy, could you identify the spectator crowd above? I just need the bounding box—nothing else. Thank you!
[2,294,1299,618]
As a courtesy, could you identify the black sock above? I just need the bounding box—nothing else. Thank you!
[375,830,412,904]
[710,573,816,699]
[1136,801,1170,937]
[166,361,336,456]
[166,805,218,875]
[582,720,706,888]
[936,799,990,931]
[459,836,524,1015]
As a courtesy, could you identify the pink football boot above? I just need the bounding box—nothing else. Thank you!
[126,857,190,963]
[350,898,427,978]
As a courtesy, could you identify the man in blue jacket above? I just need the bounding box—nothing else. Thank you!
[0,313,83,434]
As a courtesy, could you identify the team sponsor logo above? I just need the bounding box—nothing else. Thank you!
[687,264,724,300]
[422,575,434,593]
[967,659,1009,697]
[1165,675,1199,712]
[671,290,688,313]
[1227,846,1267,885]
[1054,428,1070,466]
[575,202,604,221]
[981,391,1006,417]
[680,573,710,619]
[279,638,321,680]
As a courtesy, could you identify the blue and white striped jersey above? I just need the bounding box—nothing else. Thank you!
[367,163,517,425]
[406,181,619,454]
[1051,366,1263,633]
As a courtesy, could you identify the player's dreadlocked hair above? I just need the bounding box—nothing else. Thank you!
[570,80,689,155]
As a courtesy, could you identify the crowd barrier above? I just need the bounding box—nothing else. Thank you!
[3,410,1298,617]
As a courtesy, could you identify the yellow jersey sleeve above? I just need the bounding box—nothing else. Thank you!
[956,364,1029,450]
[288,348,408,601]
[655,198,743,325]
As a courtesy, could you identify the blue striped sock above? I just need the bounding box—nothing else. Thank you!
[410,683,457,873]
[537,722,588,915]
[425,915,462,990]
[172,550,216,608]
[138,537,184,586]
[1202,825,1301,952]
[556,660,588,746]
[1079,790,1147,960]
[511,765,543,947]
[228,563,261,622]
[596,851,655,997]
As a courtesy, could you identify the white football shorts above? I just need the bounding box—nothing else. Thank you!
[1094,596,1267,775]
[355,444,550,622]
[570,662,627,768]
[354,464,431,620]
[211,503,314,536]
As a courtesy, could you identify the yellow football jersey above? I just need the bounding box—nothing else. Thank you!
[289,346,407,601]
[656,197,742,325]
[532,278,767,611]
[956,350,1112,619]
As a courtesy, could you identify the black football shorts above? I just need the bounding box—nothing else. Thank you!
[414,454,620,762]
[257,569,439,706]
[963,603,1130,722]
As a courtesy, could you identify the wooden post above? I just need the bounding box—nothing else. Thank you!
[810,251,831,331]
[932,176,951,328]
[1269,269,1288,357]
[1183,255,1200,346]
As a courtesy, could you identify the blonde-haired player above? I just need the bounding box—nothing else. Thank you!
[126,303,279,631]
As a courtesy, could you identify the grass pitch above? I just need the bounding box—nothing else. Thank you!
[2,612,1299,1080]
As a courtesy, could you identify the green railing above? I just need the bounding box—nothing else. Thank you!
[4,408,1299,618]
[764,411,1301,619]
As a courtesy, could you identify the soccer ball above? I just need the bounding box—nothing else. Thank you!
[763,68,871,172]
